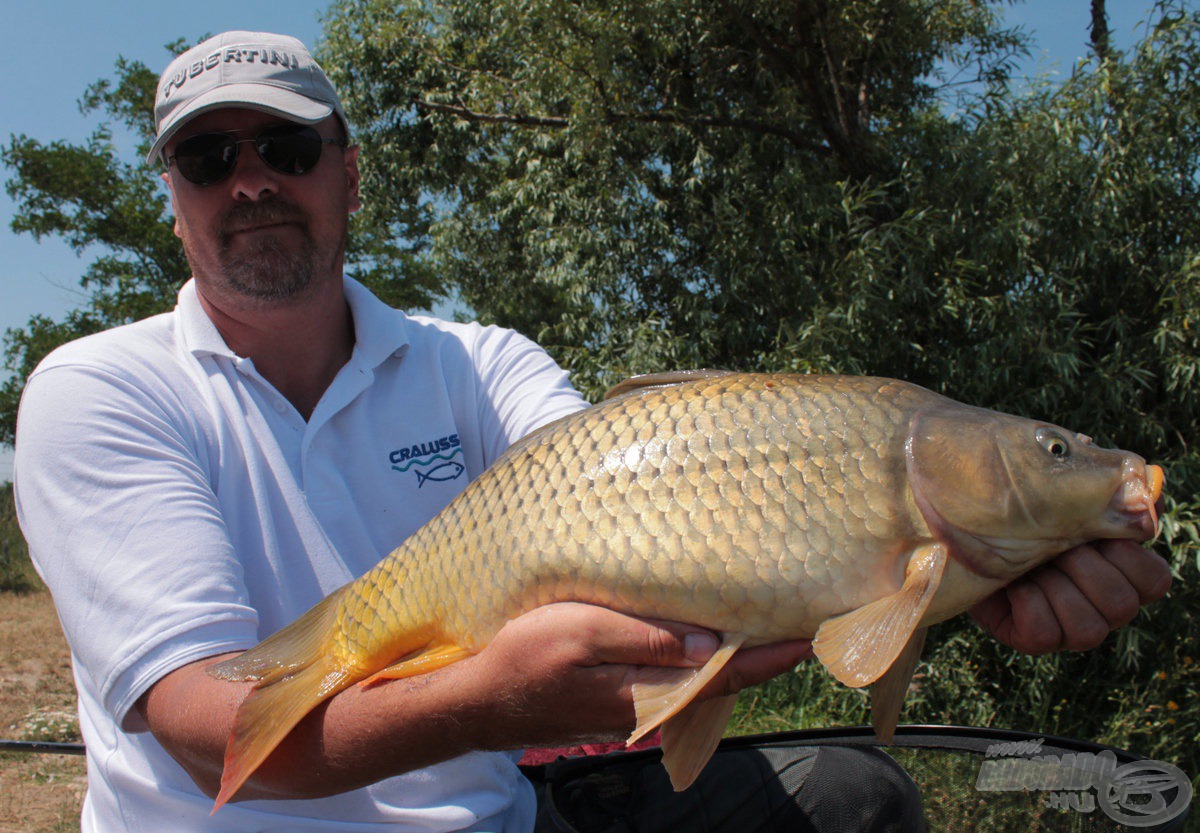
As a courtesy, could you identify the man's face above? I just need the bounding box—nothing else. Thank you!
[163,108,361,304]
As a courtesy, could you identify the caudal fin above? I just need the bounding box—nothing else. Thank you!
[208,590,356,811]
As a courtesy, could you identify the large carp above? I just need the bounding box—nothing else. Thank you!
[209,371,1163,808]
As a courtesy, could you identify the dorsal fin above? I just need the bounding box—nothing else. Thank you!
[604,369,736,401]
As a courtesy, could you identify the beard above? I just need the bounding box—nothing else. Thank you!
[208,199,325,301]
[219,233,317,301]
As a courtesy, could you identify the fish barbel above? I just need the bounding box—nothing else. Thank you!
[210,371,1163,808]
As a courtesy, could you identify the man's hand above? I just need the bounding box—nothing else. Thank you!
[969,540,1172,655]
[464,603,813,748]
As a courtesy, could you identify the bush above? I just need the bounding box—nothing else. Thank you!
[0,482,38,594]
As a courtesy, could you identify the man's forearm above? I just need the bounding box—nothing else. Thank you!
[137,649,509,801]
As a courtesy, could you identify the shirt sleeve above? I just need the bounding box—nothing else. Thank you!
[14,359,258,730]
[467,327,589,465]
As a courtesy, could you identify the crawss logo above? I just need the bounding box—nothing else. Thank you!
[389,434,465,487]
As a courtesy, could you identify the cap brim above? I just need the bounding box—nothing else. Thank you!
[147,84,336,164]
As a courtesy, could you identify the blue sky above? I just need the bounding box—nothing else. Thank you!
[0,1,1168,481]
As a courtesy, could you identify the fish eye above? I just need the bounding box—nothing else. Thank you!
[1036,428,1071,460]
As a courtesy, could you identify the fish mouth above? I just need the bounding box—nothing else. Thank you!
[1107,461,1163,541]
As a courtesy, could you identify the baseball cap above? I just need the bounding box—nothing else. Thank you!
[148,31,350,164]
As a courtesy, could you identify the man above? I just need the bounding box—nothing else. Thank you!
[14,31,1170,833]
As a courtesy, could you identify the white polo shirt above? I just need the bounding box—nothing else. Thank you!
[14,277,587,832]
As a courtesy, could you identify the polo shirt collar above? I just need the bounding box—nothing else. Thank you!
[176,277,412,368]
[343,276,412,370]
[177,278,235,360]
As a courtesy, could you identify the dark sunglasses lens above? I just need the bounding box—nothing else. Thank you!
[257,125,324,175]
[174,134,239,185]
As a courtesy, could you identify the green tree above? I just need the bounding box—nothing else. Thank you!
[0,482,36,593]
[320,0,1032,397]
[319,0,1200,468]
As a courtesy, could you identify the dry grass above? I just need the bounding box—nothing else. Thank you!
[0,590,85,833]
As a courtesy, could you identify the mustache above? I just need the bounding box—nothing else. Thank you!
[217,200,308,242]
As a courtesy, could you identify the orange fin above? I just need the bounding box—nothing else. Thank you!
[869,627,927,743]
[628,633,746,744]
[208,591,356,811]
[210,590,346,684]
[359,643,474,687]
[660,694,739,791]
[813,542,946,688]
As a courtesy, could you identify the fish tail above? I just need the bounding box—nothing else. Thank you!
[208,590,356,811]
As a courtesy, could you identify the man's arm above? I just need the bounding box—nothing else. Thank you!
[137,602,813,802]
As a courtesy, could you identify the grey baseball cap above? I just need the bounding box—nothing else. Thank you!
[148,31,350,164]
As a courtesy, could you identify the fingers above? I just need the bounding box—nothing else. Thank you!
[522,603,812,682]
[503,602,723,669]
[592,608,722,668]
[1097,539,1173,605]
[485,603,811,718]
[700,640,814,698]
[541,604,812,700]
[1007,569,1096,654]
[972,541,1171,655]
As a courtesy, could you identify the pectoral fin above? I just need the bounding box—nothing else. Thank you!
[813,542,946,688]
[869,627,927,743]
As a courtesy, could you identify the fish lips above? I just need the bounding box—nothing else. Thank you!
[1104,461,1163,542]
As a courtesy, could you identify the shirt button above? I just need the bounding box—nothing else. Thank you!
[274,399,287,413]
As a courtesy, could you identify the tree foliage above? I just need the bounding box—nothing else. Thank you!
[321,0,1034,394]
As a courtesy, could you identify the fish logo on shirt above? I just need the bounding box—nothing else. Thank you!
[389,434,466,487]
[415,459,466,487]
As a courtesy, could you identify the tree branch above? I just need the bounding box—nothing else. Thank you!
[414,99,569,128]
[1090,0,1111,62]
[414,98,826,154]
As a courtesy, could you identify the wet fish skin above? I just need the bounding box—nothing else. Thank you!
[209,371,1162,807]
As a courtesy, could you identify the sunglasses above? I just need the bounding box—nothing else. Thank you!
[166,123,346,186]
